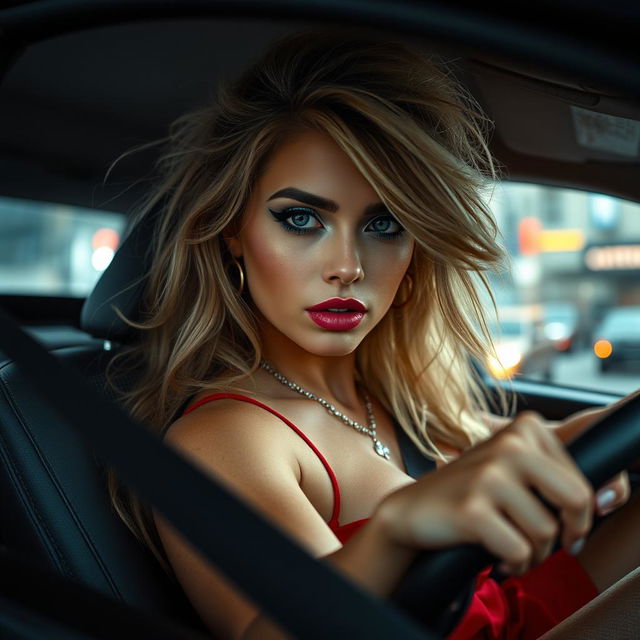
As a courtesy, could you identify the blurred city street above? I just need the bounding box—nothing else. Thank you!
[550,348,639,395]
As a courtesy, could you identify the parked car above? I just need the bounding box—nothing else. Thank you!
[1,2,639,639]
[543,302,580,353]
[593,306,640,373]
[487,318,555,380]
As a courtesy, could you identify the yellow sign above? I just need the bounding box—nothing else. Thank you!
[538,229,585,253]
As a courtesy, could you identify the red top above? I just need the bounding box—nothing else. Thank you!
[183,393,599,639]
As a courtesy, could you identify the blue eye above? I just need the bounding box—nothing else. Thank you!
[366,215,404,239]
[269,206,322,235]
[290,212,314,228]
[371,218,391,232]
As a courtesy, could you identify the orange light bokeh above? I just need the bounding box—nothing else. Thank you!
[593,339,613,359]
[518,217,542,256]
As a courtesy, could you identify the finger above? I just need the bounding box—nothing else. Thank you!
[494,481,559,566]
[523,415,630,517]
[486,421,593,550]
[516,453,593,550]
[484,417,593,550]
[596,471,630,516]
[526,418,626,525]
[472,508,533,575]
[511,411,581,473]
[508,413,581,480]
[521,414,578,467]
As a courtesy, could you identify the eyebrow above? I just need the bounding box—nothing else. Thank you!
[267,187,389,217]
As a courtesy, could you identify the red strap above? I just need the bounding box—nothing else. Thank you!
[183,392,341,527]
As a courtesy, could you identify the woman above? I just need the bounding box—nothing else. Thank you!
[108,32,639,639]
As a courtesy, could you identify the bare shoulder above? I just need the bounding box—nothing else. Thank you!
[166,394,293,448]
[157,396,340,639]
[164,395,302,492]
[161,393,343,554]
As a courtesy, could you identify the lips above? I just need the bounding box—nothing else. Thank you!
[306,298,367,331]
[307,297,367,312]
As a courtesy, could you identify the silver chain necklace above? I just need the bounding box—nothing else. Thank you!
[260,360,391,460]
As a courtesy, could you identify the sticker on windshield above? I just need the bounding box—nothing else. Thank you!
[571,106,640,158]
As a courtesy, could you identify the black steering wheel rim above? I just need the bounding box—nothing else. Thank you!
[391,391,640,631]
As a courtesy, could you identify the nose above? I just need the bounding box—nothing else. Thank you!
[323,234,364,286]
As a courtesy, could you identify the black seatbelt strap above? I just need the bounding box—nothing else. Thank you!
[0,306,434,640]
[397,425,436,478]
[396,426,475,636]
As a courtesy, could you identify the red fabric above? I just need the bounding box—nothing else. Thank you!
[332,518,370,544]
[184,394,599,639]
[336,518,599,640]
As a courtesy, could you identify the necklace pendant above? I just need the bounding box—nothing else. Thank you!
[261,360,392,463]
[374,438,391,460]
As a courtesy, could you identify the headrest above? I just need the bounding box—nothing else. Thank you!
[81,208,159,343]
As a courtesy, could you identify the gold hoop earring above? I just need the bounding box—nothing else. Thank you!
[391,273,413,309]
[229,257,245,295]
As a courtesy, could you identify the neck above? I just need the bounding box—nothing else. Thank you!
[258,320,362,410]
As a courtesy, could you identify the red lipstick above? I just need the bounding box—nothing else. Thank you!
[306,298,367,331]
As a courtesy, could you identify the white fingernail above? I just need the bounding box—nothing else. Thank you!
[569,538,585,556]
[596,489,616,511]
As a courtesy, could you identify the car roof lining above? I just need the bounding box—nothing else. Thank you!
[0,16,639,213]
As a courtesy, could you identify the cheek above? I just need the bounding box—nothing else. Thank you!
[241,229,306,305]
[366,240,414,297]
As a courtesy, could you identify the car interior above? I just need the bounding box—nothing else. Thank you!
[0,2,639,639]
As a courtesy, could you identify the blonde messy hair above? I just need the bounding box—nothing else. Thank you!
[107,31,509,569]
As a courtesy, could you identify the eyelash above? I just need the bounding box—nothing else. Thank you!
[268,206,405,240]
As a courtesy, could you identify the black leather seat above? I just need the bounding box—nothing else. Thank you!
[0,211,209,633]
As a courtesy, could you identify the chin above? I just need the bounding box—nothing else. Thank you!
[298,332,366,358]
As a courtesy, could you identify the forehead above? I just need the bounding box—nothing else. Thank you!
[255,129,379,205]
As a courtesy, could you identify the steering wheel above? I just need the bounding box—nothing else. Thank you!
[391,392,640,630]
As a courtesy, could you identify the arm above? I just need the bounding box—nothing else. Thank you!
[157,400,417,640]
[241,515,416,640]
[160,405,594,639]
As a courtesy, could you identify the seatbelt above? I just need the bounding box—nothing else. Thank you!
[397,425,435,479]
[0,306,435,640]
[396,427,475,636]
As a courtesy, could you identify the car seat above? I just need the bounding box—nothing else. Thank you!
[0,210,210,634]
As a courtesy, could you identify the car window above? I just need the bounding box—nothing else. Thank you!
[2,187,638,396]
[486,182,640,394]
[0,196,126,297]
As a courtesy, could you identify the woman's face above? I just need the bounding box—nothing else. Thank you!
[227,129,414,358]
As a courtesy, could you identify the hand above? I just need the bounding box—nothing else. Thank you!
[376,412,594,576]
[554,405,631,517]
